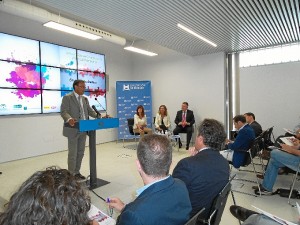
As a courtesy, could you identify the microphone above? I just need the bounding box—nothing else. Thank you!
[95,97,108,118]
[92,105,101,118]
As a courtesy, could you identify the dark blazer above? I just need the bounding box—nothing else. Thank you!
[228,124,255,168]
[116,176,191,225]
[174,109,195,127]
[172,148,229,219]
[250,121,263,137]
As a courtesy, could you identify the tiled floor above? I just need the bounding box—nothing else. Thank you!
[0,141,299,224]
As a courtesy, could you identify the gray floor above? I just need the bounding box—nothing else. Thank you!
[0,141,299,224]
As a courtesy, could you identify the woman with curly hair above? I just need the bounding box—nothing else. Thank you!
[0,167,97,225]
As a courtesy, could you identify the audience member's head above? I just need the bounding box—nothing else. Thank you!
[244,112,255,124]
[233,115,246,130]
[137,134,172,178]
[0,167,92,225]
[196,118,226,151]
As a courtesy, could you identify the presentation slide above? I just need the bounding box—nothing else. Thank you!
[40,42,77,69]
[77,50,105,72]
[0,33,39,64]
[42,90,62,113]
[0,61,42,89]
[0,88,42,115]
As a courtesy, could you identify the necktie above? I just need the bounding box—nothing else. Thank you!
[78,96,85,120]
[182,111,186,127]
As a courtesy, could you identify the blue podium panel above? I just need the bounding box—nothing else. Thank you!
[79,118,119,132]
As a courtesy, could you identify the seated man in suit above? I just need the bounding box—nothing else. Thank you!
[173,119,229,219]
[220,115,255,168]
[244,112,262,137]
[173,102,195,150]
[108,134,192,225]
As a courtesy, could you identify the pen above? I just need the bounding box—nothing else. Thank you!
[106,198,113,217]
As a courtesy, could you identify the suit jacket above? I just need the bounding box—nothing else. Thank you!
[60,92,98,138]
[174,109,195,127]
[116,176,191,225]
[172,148,229,218]
[250,121,262,137]
[228,124,255,168]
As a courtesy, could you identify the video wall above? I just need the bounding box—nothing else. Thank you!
[0,32,106,115]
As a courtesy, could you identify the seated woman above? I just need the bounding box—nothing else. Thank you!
[0,167,97,225]
[133,105,152,137]
[154,105,171,133]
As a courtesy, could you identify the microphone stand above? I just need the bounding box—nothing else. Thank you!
[95,98,108,118]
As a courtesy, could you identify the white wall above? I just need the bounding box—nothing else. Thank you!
[0,12,133,163]
[240,61,300,138]
[131,52,226,127]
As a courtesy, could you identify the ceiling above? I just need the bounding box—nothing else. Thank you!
[24,0,300,56]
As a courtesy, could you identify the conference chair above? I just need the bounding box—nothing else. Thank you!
[198,178,233,225]
[177,123,196,149]
[288,161,300,206]
[122,118,141,149]
[230,136,264,196]
[184,208,205,225]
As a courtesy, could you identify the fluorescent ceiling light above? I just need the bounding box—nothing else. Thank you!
[177,23,217,47]
[43,21,102,40]
[124,46,158,56]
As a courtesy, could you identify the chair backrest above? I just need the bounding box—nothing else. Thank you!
[127,118,135,135]
[184,208,205,225]
[205,180,232,225]
[262,126,274,148]
[245,136,262,165]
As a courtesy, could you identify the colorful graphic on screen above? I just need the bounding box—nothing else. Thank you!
[77,50,105,72]
[0,33,39,64]
[40,42,77,69]
[0,89,42,115]
[0,32,106,116]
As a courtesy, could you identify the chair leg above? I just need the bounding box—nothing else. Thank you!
[288,169,300,206]
[249,154,261,196]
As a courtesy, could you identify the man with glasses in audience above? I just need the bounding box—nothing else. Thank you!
[61,79,99,180]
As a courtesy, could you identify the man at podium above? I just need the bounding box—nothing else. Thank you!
[60,80,100,180]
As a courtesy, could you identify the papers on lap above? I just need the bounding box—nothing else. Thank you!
[251,205,297,225]
[88,204,116,225]
[280,137,294,146]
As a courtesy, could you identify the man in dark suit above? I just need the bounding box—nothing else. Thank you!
[173,119,229,219]
[173,102,195,150]
[220,115,255,168]
[60,80,99,180]
[108,134,191,225]
[244,112,262,137]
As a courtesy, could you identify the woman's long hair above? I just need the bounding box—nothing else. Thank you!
[136,105,145,117]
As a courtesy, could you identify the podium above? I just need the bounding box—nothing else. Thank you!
[79,118,119,190]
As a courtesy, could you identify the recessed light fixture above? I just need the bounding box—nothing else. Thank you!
[177,23,217,47]
[44,21,102,40]
[124,46,158,56]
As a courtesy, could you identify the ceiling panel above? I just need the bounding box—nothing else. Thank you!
[25,0,300,56]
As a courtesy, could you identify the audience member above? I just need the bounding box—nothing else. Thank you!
[254,137,300,195]
[61,79,99,180]
[173,102,195,150]
[244,112,262,137]
[230,205,289,225]
[133,105,153,137]
[173,119,229,219]
[108,134,191,225]
[220,115,255,168]
[154,105,171,133]
[0,167,97,225]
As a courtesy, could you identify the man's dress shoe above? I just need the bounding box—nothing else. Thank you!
[230,205,257,221]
